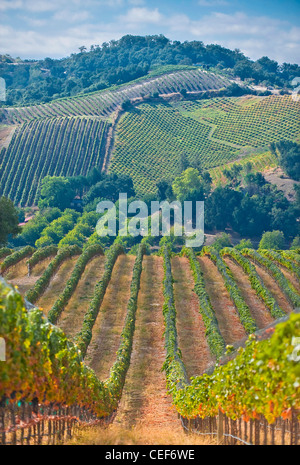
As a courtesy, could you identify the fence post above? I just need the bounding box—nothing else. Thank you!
[217,409,224,444]
[0,405,6,445]
[254,418,260,445]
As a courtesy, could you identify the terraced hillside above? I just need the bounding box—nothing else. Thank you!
[1,242,299,444]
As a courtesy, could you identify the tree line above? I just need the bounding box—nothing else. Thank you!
[1,158,299,250]
[1,34,299,106]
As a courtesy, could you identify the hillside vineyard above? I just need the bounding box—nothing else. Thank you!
[1,68,299,204]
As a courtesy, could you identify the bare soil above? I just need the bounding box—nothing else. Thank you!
[263,167,299,201]
[197,256,247,344]
[84,254,135,380]
[223,257,274,329]
[171,256,215,378]
[4,258,29,281]
[58,255,106,340]
[68,255,216,445]
[0,124,17,149]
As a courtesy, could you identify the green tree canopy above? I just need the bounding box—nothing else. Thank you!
[234,238,254,250]
[259,230,285,250]
[38,176,76,210]
[172,167,210,202]
[0,196,21,245]
[211,232,232,251]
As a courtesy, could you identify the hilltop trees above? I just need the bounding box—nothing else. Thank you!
[2,35,300,106]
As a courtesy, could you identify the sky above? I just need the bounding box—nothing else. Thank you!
[0,0,299,64]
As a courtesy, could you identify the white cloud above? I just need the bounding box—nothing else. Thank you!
[0,0,22,10]
[53,10,90,23]
[0,5,299,63]
[164,11,300,63]
[0,23,125,58]
[0,0,123,13]
[21,16,47,27]
[119,7,163,24]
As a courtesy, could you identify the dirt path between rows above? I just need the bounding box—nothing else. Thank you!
[172,256,215,378]
[113,255,179,430]
[67,255,215,445]
[58,255,106,340]
[109,255,213,444]
[223,257,274,329]
[36,256,79,316]
[84,254,135,380]
[250,261,294,314]
[198,256,246,344]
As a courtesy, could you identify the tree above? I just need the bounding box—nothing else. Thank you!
[212,232,232,251]
[172,167,210,202]
[290,235,300,252]
[38,176,76,210]
[121,99,132,111]
[234,238,253,250]
[156,180,173,201]
[259,230,285,250]
[223,164,243,187]
[179,153,189,173]
[0,196,21,245]
[205,186,242,231]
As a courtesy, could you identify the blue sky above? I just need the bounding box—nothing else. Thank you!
[0,0,299,63]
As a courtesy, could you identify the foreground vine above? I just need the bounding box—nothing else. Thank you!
[170,311,300,423]
[242,249,300,309]
[74,241,124,357]
[161,244,188,396]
